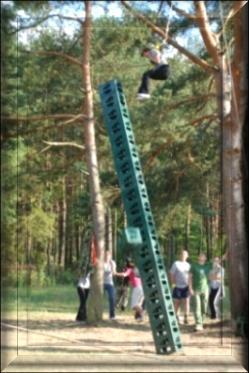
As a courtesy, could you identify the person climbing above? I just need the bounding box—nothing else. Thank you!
[170,249,191,325]
[137,44,170,100]
[116,258,144,321]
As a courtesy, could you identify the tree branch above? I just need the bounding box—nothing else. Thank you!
[144,114,218,169]
[1,114,93,141]
[166,94,215,110]
[194,1,220,65]
[28,50,82,67]
[3,121,83,141]
[41,140,85,153]
[54,14,83,24]
[9,14,54,35]
[144,138,174,169]
[166,1,196,21]
[190,114,218,126]
[9,13,83,35]
[121,1,217,74]
[2,113,87,124]
[217,1,247,38]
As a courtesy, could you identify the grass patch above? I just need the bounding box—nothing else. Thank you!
[2,285,79,313]
[1,285,131,315]
[1,285,231,317]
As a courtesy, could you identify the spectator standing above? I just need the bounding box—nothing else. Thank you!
[170,250,191,324]
[189,253,212,331]
[209,256,225,319]
[104,250,117,320]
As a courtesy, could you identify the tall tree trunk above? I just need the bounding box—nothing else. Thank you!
[54,201,59,265]
[82,0,105,322]
[47,239,51,276]
[169,233,175,267]
[112,209,117,261]
[75,223,80,262]
[209,213,213,258]
[65,177,73,268]
[58,177,66,268]
[185,204,191,251]
[220,3,248,323]
[204,216,210,260]
[205,183,210,260]
[121,0,248,325]
[26,225,32,286]
[105,207,113,255]
[200,216,204,254]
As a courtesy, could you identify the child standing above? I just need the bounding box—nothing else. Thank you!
[137,44,170,100]
[116,258,144,321]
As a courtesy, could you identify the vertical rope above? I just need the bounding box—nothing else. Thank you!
[164,1,174,43]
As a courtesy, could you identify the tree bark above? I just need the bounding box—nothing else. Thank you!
[122,0,248,325]
[82,1,105,322]
[221,3,248,322]
[185,204,191,251]
[75,223,80,262]
[65,177,73,268]
[112,209,117,261]
[105,207,113,255]
[58,177,67,268]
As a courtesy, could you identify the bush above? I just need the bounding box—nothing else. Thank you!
[55,269,76,285]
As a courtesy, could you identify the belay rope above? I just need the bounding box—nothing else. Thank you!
[156,1,173,52]
[164,1,174,44]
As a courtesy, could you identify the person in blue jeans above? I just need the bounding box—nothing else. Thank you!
[104,250,117,320]
[137,45,170,100]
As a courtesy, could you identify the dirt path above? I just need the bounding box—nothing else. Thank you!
[1,311,247,372]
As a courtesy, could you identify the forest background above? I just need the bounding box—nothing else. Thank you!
[1,0,248,330]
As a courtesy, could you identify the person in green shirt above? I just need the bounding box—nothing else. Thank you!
[189,253,212,331]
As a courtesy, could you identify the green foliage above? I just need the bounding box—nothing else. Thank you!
[1,284,231,318]
[2,2,224,285]
[54,269,76,285]
[24,207,55,246]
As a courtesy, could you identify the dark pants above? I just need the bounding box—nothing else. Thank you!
[104,284,116,318]
[138,64,170,94]
[76,287,89,321]
[116,286,129,311]
[209,288,219,319]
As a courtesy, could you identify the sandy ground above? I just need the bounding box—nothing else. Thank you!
[1,311,247,372]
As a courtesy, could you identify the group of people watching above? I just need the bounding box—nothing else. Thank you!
[170,250,225,331]
[76,249,225,332]
[76,250,145,323]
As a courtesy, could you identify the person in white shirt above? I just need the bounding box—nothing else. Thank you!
[104,250,117,320]
[76,267,91,322]
[137,44,170,100]
[208,256,225,319]
[170,250,191,324]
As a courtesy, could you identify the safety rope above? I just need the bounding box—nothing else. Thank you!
[164,1,174,44]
